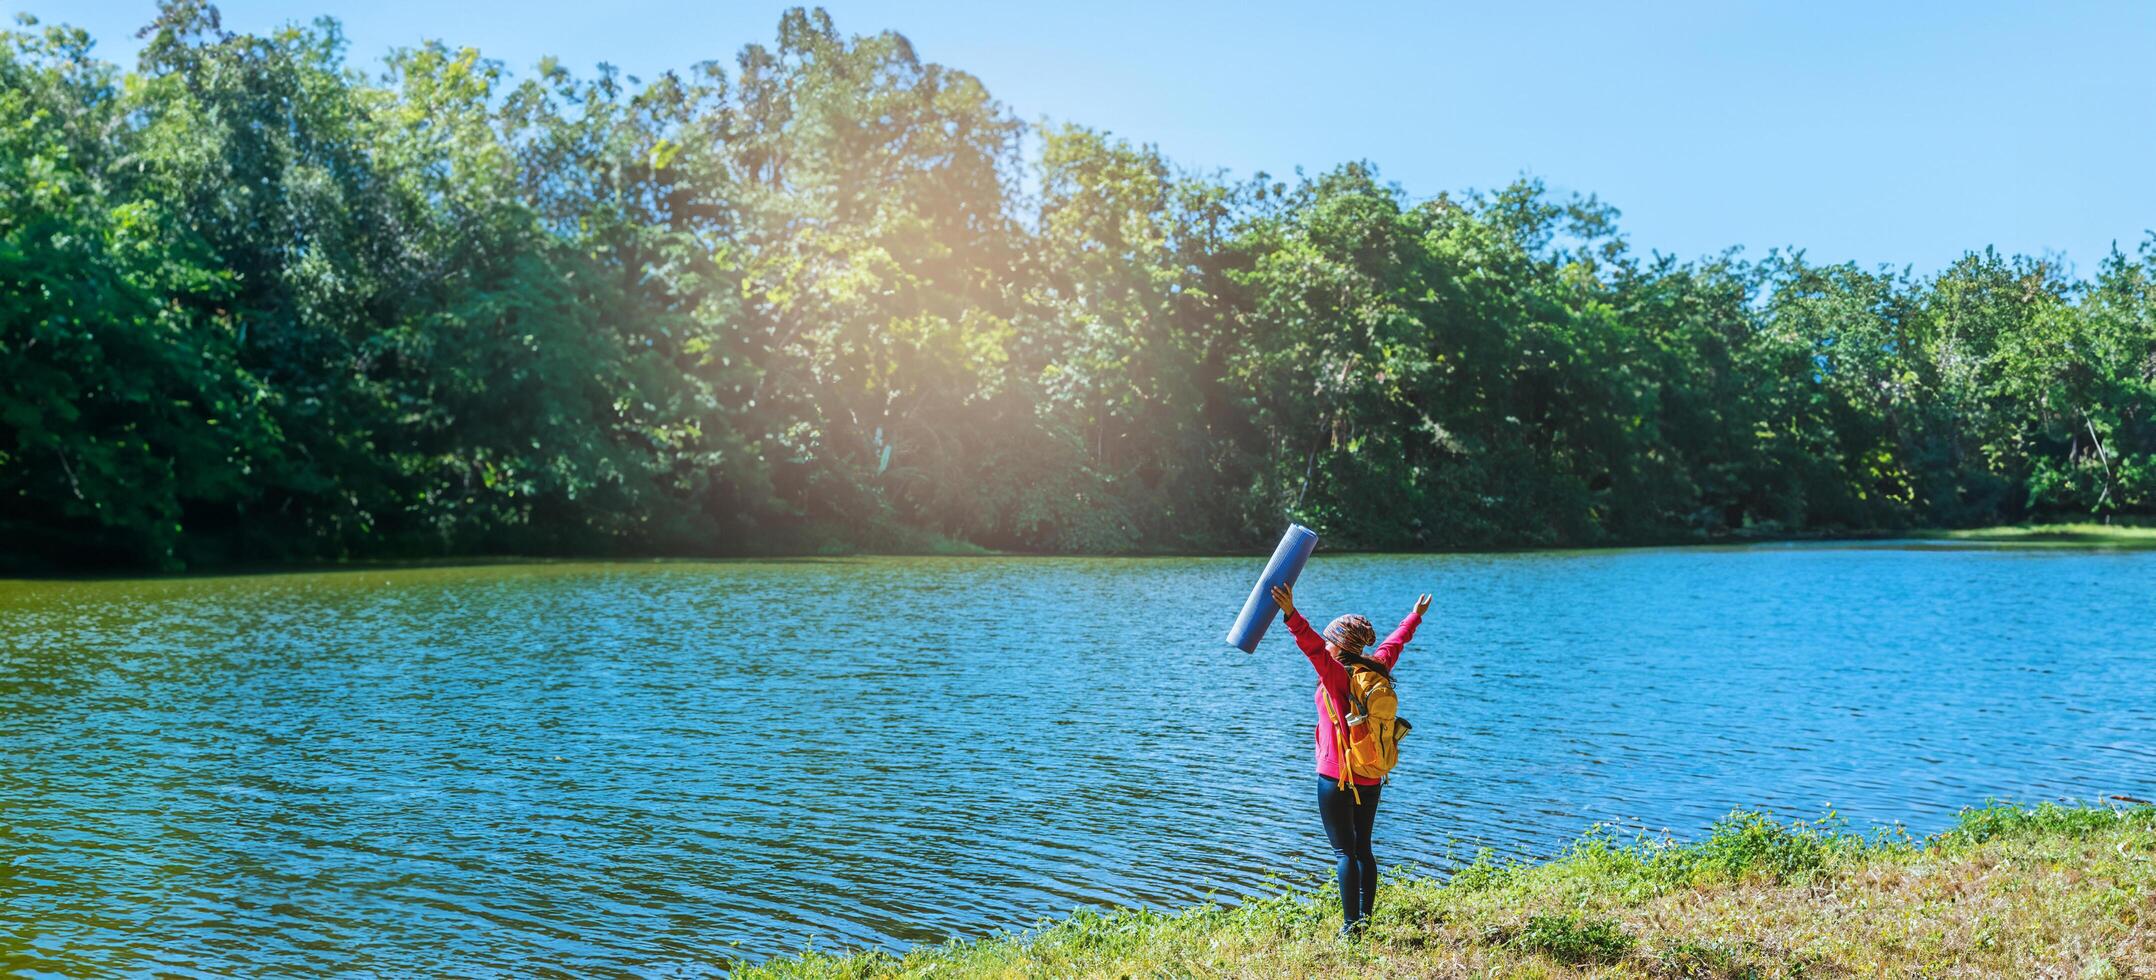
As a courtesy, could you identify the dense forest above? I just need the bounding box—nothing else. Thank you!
[4,3,2153,570]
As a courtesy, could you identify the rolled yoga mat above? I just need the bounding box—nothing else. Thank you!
[1225,523,1320,652]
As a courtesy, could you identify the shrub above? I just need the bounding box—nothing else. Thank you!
[1656,938,1770,979]
[1509,912,1636,965]
[1445,848,1514,892]
[1938,800,2155,847]
[1644,810,1856,885]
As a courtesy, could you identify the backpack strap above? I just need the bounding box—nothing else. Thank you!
[1323,686,1361,805]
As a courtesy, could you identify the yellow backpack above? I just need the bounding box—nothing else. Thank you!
[1324,663,1411,802]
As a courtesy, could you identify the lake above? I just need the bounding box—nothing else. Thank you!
[4,543,2153,974]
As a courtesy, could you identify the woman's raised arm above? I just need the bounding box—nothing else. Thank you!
[1271,583,1340,678]
[1371,593,1430,669]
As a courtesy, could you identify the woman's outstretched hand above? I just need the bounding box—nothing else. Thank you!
[1412,593,1432,617]
[1270,583,1296,619]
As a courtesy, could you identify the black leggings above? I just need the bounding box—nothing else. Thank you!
[1317,776,1381,928]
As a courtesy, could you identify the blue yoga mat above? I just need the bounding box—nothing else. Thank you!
[1225,523,1319,652]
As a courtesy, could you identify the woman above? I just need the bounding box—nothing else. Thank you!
[1268,581,1430,937]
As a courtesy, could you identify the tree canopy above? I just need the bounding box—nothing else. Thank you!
[4,4,2152,570]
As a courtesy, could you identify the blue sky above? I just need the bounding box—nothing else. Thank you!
[25,1,2156,275]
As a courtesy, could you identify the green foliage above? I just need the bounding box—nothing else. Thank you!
[1654,938,1772,980]
[1506,912,1637,964]
[1639,809,1865,885]
[1936,799,2156,847]
[732,802,2154,977]
[1486,807,1889,903]
[1445,847,1513,892]
[5,3,2156,569]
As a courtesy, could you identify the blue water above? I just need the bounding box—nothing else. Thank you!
[3,543,2152,974]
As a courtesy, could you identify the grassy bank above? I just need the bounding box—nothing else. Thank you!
[738,802,2156,978]
[1915,523,2156,548]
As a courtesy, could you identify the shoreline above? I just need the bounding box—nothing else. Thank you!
[734,801,2156,978]
[6,523,2154,583]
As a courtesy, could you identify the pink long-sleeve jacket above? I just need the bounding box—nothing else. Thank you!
[1284,609,1421,786]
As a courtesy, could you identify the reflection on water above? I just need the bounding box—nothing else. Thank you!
[3,545,2152,972]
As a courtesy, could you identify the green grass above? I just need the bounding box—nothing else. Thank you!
[1917,522,2156,548]
[735,801,2156,978]
[1506,913,1637,965]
